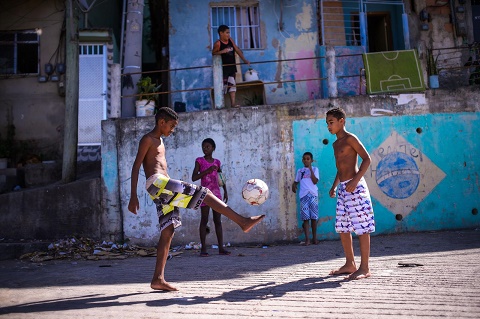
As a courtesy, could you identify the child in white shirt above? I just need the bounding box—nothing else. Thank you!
[292,152,320,245]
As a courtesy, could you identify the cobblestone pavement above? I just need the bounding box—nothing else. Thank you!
[1,229,479,319]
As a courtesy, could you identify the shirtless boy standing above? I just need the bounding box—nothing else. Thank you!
[128,107,265,291]
[326,107,375,280]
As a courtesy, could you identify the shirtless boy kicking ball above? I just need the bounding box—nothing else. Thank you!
[128,107,265,291]
[326,107,375,280]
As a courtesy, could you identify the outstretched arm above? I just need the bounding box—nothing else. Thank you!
[230,39,250,65]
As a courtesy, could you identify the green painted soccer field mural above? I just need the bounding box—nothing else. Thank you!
[292,113,480,239]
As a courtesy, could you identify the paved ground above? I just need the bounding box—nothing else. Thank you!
[1,229,479,319]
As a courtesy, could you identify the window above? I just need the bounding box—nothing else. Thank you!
[0,30,39,75]
[318,0,406,52]
[211,4,262,49]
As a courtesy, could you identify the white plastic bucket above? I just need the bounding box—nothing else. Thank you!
[136,100,155,117]
[244,69,259,82]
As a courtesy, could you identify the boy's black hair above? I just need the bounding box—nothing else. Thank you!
[218,25,229,34]
[202,138,216,149]
[303,152,313,160]
[155,107,178,123]
[326,107,346,120]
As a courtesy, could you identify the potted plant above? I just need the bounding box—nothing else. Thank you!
[0,124,15,169]
[427,49,439,89]
[136,76,162,117]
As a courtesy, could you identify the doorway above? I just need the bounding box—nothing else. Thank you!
[78,43,107,161]
[367,12,393,52]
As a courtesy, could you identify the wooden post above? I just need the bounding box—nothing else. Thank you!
[62,0,79,183]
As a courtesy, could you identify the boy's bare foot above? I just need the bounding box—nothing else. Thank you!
[241,215,265,233]
[345,268,371,280]
[302,241,311,246]
[329,264,357,276]
[151,279,178,291]
[313,240,319,245]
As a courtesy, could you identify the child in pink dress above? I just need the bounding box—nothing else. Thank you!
[192,138,230,256]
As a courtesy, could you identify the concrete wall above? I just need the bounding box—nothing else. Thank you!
[0,1,121,162]
[0,178,102,240]
[103,87,480,246]
[0,1,66,160]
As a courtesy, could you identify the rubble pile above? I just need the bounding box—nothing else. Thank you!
[19,237,162,262]
[16,238,232,262]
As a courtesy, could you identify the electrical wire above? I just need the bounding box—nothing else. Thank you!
[76,0,99,13]
[3,0,49,30]
[47,16,66,73]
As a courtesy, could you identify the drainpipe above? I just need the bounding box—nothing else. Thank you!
[402,11,410,50]
[450,0,458,45]
[359,11,367,51]
[279,0,283,31]
[119,0,127,69]
[121,0,145,118]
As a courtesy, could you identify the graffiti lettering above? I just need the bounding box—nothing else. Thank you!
[143,193,155,207]
[376,143,422,160]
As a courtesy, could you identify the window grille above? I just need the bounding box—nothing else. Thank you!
[211,4,262,49]
[319,0,362,46]
[0,30,39,75]
[318,0,405,48]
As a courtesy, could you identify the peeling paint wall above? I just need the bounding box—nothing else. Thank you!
[103,88,480,246]
[168,0,321,111]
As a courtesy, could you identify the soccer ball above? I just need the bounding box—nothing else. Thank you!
[242,179,269,205]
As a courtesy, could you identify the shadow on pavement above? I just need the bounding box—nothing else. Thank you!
[0,276,342,316]
[0,229,478,289]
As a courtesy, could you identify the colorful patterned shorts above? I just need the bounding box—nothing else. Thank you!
[335,177,375,235]
[146,174,208,216]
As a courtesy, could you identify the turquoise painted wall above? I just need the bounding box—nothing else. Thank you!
[292,113,480,239]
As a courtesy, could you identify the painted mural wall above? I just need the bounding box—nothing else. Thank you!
[292,112,480,240]
[168,0,321,111]
[102,89,480,246]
